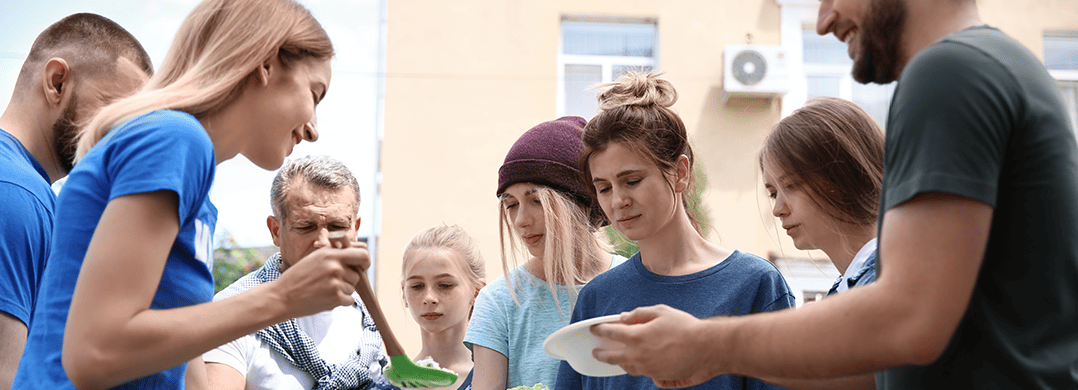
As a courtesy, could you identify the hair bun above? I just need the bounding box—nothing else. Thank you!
[596,71,677,110]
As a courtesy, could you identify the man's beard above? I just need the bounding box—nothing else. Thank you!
[51,94,79,174]
[853,0,907,84]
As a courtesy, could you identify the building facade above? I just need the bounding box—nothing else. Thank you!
[378,0,1078,355]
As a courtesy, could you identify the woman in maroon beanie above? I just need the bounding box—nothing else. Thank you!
[464,117,627,390]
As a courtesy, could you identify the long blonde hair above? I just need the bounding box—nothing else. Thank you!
[499,185,610,316]
[75,0,333,160]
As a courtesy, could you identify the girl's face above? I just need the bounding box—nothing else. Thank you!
[242,56,332,170]
[402,248,476,334]
[762,158,834,251]
[502,182,547,258]
[589,142,682,242]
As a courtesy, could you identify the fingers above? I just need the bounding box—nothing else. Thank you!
[621,305,666,324]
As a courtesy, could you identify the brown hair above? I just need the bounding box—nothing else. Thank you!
[15,13,153,92]
[759,97,885,226]
[580,71,704,233]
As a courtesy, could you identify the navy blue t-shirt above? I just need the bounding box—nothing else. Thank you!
[0,129,55,326]
[555,251,795,390]
[14,110,217,389]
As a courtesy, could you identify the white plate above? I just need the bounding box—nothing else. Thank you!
[543,314,627,377]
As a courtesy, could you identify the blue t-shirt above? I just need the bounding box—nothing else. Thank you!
[13,110,217,389]
[0,129,55,326]
[555,251,795,390]
[465,255,627,389]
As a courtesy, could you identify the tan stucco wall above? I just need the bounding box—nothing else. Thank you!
[380,0,1078,356]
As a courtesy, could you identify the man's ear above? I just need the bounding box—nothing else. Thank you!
[42,58,71,105]
[674,154,692,193]
[354,216,362,231]
[267,215,283,247]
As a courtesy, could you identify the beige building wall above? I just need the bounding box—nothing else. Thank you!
[380,0,1078,356]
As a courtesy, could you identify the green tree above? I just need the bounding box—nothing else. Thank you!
[605,164,712,258]
[212,235,266,293]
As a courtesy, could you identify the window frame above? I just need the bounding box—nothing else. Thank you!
[557,15,659,119]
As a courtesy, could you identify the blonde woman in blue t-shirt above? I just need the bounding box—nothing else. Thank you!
[465,117,624,390]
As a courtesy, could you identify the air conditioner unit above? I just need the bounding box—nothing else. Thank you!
[723,44,790,98]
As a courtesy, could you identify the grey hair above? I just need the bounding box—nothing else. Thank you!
[270,155,361,221]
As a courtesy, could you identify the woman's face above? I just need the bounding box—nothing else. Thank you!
[402,248,476,335]
[588,142,681,242]
[762,158,834,251]
[502,182,547,258]
[242,56,332,170]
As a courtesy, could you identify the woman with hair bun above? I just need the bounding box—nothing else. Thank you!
[555,72,794,390]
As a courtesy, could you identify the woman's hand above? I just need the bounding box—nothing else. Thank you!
[271,242,370,319]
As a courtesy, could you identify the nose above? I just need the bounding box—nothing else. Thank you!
[611,187,630,210]
[772,194,789,218]
[513,206,532,229]
[816,0,836,36]
[312,228,330,249]
[423,289,438,305]
[302,116,319,142]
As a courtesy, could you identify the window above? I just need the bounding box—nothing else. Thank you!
[1045,31,1078,137]
[778,0,894,128]
[558,16,658,119]
[801,25,895,128]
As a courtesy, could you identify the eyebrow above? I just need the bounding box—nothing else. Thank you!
[406,273,456,281]
[593,169,644,183]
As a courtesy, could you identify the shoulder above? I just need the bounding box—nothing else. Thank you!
[899,27,1023,103]
[726,251,784,276]
[107,110,211,150]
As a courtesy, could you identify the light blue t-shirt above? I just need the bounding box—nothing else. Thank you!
[464,254,626,389]
[0,129,55,326]
[14,110,217,389]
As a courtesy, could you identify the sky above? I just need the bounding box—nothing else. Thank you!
[0,0,385,250]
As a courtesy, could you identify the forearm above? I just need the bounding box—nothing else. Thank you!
[64,282,290,389]
[711,281,923,380]
[762,373,876,390]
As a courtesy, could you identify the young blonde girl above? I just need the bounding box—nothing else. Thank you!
[14,1,369,388]
[555,72,794,390]
[401,225,486,390]
[465,117,625,390]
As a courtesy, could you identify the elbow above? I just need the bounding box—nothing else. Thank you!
[62,342,112,390]
[890,316,954,366]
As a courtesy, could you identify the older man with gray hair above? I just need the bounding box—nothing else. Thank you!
[204,155,389,389]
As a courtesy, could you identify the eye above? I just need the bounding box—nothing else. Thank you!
[504,201,518,210]
[596,185,611,194]
[627,179,641,186]
[531,198,541,205]
[439,283,454,289]
[410,283,424,290]
[768,191,777,199]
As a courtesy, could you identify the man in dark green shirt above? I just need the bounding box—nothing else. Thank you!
[585,0,1078,389]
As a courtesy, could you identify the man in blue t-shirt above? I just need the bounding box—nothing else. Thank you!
[587,0,1078,389]
[0,13,151,387]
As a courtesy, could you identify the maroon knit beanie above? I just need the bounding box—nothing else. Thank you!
[497,116,607,227]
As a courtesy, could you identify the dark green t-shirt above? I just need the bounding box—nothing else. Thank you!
[877,26,1078,388]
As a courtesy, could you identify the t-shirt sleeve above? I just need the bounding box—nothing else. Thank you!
[882,41,1018,211]
[0,184,51,325]
[463,283,510,357]
[202,335,252,379]
[103,112,216,225]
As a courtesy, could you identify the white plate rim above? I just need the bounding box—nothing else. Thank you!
[543,314,623,360]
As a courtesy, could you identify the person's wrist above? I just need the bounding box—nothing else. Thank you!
[697,316,733,378]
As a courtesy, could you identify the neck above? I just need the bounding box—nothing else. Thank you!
[198,108,240,165]
[818,223,877,275]
[898,0,982,75]
[0,102,65,183]
[637,208,729,276]
[416,323,472,370]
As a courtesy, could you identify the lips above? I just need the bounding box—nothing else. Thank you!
[617,214,641,225]
[783,223,800,235]
[420,312,442,321]
[523,234,543,245]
